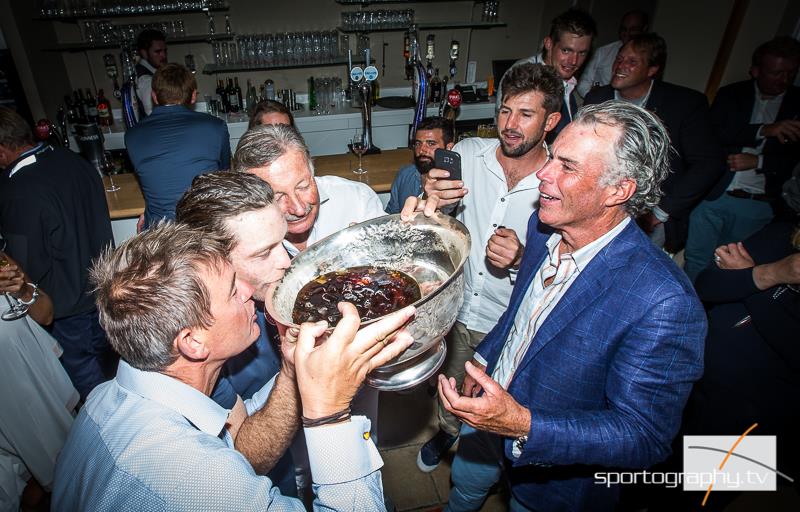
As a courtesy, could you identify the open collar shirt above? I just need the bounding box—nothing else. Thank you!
[52,360,385,511]
[490,217,631,389]
[453,137,543,334]
[284,175,386,257]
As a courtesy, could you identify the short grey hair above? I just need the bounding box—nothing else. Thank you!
[232,124,315,175]
[91,222,228,372]
[573,100,673,216]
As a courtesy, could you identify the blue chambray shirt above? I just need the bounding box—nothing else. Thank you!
[385,164,423,214]
[52,361,386,511]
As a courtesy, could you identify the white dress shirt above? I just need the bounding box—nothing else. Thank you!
[136,59,157,116]
[577,40,623,97]
[489,217,631,389]
[728,82,785,194]
[452,137,543,334]
[284,175,386,257]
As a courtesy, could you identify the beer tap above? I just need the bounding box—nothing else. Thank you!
[103,54,121,100]
[119,47,140,128]
[348,49,381,154]
[448,40,460,79]
[408,26,428,146]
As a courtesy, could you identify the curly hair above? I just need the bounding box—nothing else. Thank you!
[573,101,674,217]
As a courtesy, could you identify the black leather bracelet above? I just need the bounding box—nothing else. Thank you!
[301,407,351,428]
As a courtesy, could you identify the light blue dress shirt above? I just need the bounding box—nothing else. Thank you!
[52,361,386,511]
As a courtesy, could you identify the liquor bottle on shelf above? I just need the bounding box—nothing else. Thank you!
[56,106,70,147]
[64,95,78,125]
[264,79,275,101]
[216,79,228,113]
[207,13,216,35]
[227,78,240,113]
[308,77,317,111]
[245,79,257,114]
[225,15,232,36]
[430,68,442,105]
[234,77,243,113]
[73,90,88,123]
[85,88,99,124]
[96,89,113,127]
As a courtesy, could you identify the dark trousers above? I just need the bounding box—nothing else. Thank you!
[52,308,118,400]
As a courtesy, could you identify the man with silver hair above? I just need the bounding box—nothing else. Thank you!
[232,124,384,256]
[425,101,706,511]
[52,222,415,510]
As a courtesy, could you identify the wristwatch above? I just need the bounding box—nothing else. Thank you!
[514,434,528,452]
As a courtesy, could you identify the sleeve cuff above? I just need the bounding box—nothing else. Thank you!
[304,415,383,485]
[756,125,765,140]
[652,206,669,223]
[244,374,278,416]
[473,352,489,367]
[757,154,764,170]
[508,266,519,285]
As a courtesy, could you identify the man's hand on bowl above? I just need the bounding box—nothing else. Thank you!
[294,302,415,420]
[400,195,440,221]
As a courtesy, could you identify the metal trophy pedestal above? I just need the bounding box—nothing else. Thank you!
[366,337,446,391]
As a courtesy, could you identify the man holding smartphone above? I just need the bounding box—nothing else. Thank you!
[410,62,564,472]
[385,117,454,214]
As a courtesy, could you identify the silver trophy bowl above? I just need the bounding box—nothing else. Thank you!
[265,213,471,391]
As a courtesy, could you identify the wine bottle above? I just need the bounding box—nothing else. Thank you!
[234,77,243,113]
[96,89,113,126]
[85,88,99,123]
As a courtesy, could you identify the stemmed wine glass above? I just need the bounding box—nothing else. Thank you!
[0,242,29,321]
[104,151,120,192]
[350,131,368,175]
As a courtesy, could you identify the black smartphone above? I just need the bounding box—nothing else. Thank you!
[434,148,462,181]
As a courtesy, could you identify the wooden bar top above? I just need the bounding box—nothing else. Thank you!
[104,148,412,219]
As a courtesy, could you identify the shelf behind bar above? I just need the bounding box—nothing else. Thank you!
[44,33,235,52]
[337,20,505,33]
[35,5,228,22]
[202,58,373,75]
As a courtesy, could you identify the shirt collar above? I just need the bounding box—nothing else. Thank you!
[139,58,157,74]
[545,216,631,272]
[115,360,229,436]
[754,81,785,103]
[614,80,654,107]
[8,143,46,177]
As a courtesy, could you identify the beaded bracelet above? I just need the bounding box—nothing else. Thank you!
[301,407,351,428]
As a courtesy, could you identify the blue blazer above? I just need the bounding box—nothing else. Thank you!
[125,105,231,227]
[475,214,706,511]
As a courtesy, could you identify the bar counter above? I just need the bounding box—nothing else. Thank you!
[103,148,413,220]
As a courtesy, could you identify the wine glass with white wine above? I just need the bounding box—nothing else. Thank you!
[350,130,368,175]
[0,242,29,321]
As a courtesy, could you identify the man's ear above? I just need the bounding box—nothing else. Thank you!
[544,111,562,133]
[604,178,636,208]
[646,65,660,80]
[174,327,210,362]
[190,89,198,105]
[543,36,553,54]
[446,142,455,150]
[151,90,159,106]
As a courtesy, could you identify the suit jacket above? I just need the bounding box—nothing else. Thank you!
[584,82,724,249]
[706,80,800,201]
[125,104,231,227]
[474,214,706,511]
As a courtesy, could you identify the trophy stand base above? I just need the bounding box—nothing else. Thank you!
[366,337,446,391]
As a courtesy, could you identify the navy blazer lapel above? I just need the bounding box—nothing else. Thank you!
[511,221,638,376]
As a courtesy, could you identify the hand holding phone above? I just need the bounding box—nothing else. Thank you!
[424,148,467,207]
